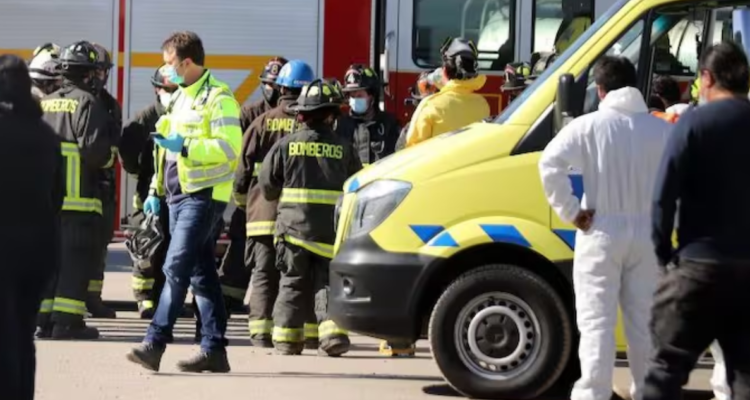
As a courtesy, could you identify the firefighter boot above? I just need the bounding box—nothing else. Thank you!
[35,313,53,339]
[177,351,231,373]
[51,321,100,340]
[251,336,274,348]
[319,336,351,358]
[274,342,304,356]
[305,338,320,350]
[126,342,166,372]
[86,296,117,319]
[379,340,416,357]
[35,325,52,339]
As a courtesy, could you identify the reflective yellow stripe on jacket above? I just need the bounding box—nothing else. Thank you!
[279,188,341,205]
[246,221,275,237]
[150,73,243,203]
[61,142,102,214]
[281,235,334,259]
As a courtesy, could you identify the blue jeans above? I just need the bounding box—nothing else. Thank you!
[145,196,228,351]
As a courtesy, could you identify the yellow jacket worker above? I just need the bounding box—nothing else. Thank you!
[406,38,490,147]
[127,31,242,374]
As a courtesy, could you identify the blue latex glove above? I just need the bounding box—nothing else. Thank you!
[143,196,161,216]
[154,133,185,153]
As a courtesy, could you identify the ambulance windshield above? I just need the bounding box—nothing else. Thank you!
[494,0,627,124]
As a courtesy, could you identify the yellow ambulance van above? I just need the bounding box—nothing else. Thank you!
[330,0,744,398]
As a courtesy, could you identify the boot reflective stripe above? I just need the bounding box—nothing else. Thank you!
[304,323,319,339]
[279,188,342,205]
[282,235,333,259]
[53,297,87,316]
[272,326,303,343]
[246,221,275,237]
[88,280,103,293]
[249,319,273,335]
[131,277,155,291]
[252,162,262,177]
[39,299,54,313]
[61,142,103,214]
[139,300,155,310]
[319,320,348,339]
[221,285,246,301]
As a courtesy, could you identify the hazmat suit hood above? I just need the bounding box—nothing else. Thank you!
[442,74,487,93]
[598,86,648,115]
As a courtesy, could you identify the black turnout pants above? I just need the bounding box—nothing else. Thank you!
[644,259,750,400]
[1,232,57,400]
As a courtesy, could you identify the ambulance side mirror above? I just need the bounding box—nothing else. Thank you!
[554,73,583,133]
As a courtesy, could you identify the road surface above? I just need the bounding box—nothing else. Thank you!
[34,245,717,400]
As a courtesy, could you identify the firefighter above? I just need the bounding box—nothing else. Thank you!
[218,57,289,312]
[28,50,62,101]
[336,64,400,166]
[87,43,121,319]
[240,57,289,132]
[396,71,440,151]
[234,59,314,347]
[260,79,362,356]
[37,41,115,340]
[119,65,178,318]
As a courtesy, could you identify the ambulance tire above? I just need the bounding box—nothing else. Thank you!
[428,264,573,400]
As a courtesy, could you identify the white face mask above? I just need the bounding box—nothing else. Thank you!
[159,92,172,108]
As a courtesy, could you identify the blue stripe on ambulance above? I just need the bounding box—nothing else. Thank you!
[410,225,444,243]
[554,173,583,249]
[346,177,361,193]
[480,225,530,247]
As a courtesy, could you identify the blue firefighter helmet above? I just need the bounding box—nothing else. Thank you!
[275,59,315,89]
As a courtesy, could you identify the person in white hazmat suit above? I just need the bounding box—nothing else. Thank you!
[538,56,673,400]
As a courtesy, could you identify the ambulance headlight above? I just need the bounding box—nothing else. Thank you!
[348,180,411,238]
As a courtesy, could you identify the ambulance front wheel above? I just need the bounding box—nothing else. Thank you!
[428,264,574,400]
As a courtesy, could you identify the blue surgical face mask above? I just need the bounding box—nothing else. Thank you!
[349,97,369,114]
[164,64,185,85]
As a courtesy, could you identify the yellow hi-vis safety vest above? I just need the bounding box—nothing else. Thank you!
[150,72,243,203]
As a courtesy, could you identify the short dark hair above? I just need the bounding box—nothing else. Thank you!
[0,54,42,118]
[648,95,665,111]
[162,31,205,66]
[699,41,750,95]
[652,75,681,104]
[593,56,637,93]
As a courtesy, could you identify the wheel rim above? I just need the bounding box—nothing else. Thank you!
[453,292,542,381]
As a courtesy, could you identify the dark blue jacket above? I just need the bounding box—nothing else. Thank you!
[652,98,750,266]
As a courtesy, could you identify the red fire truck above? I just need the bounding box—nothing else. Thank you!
[0,0,698,233]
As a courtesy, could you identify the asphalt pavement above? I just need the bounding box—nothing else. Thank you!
[32,244,717,400]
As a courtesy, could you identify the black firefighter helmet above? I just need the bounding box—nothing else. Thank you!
[289,79,344,112]
[59,41,100,71]
[125,214,166,271]
[150,64,179,91]
[342,64,381,93]
[440,37,479,79]
[260,57,289,84]
[91,43,114,70]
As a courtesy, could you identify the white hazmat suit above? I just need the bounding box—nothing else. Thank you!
[539,87,673,400]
